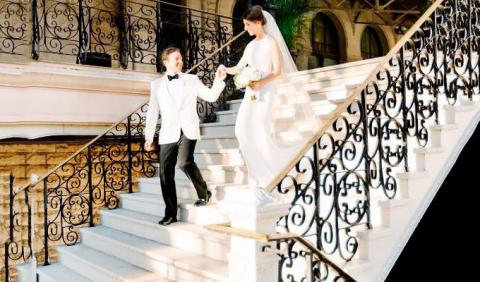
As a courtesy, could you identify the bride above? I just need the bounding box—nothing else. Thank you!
[221,6,317,203]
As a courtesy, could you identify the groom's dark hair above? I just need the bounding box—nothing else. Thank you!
[243,5,266,25]
[161,47,181,62]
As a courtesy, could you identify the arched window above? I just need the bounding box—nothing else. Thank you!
[361,27,384,59]
[311,13,340,68]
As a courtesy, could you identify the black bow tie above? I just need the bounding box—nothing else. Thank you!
[167,74,179,81]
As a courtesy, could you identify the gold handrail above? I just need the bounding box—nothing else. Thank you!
[265,0,444,192]
[206,224,357,281]
[15,28,247,194]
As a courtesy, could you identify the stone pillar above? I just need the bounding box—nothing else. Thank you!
[219,187,290,282]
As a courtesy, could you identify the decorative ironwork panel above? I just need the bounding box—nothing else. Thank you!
[274,0,480,280]
[0,0,30,56]
[33,0,120,64]
[269,239,356,282]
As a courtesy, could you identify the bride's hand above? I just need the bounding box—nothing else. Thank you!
[215,66,227,81]
[224,66,239,75]
[248,80,264,91]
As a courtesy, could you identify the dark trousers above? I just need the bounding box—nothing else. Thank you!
[159,131,208,218]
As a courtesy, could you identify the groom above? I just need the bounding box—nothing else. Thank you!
[144,47,227,225]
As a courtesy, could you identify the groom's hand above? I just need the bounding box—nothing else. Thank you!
[215,66,227,81]
[144,140,154,151]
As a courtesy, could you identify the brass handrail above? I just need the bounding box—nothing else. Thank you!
[14,26,246,194]
[265,0,445,192]
[206,224,357,281]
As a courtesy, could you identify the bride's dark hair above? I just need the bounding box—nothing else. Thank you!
[243,5,266,25]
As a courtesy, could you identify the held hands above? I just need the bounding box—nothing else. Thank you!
[144,140,155,152]
[215,65,227,81]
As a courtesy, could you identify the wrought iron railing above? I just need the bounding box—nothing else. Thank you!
[265,0,479,280]
[1,105,159,280]
[2,175,34,281]
[206,224,356,282]
[0,1,30,56]
[1,0,249,122]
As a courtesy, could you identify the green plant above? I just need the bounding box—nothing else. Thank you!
[266,0,312,49]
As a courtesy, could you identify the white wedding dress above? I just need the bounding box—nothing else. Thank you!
[235,36,293,188]
[234,11,318,204]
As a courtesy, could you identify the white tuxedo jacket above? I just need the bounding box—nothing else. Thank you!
[144,73,225,144]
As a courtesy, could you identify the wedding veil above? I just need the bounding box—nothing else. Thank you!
[262,10,319,147]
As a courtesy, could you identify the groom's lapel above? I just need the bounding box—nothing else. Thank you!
[161,76,177,108]
[177,73,189,110]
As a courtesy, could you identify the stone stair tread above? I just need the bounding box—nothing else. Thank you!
[377,198,411,208]
[58,244,167,281]
[414,146,445,154]
[100,208,229,242]
[120,192,191,204]
[339,258,373,273]
[153,163,247,171]
[444,104,477,112]
[430,124,459,130]
[227,99,242,105]
[38,263,94,282]
[199,134,238,140]
[216,110,238,115]
[200,122,235,128]
[137,177,244,188]
[81,226,228,281]
[195,148,242,154]
[356,227,392,240]
[174,255,229,281]
[394,171,429,179]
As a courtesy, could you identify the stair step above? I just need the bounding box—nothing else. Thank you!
[336,258,373,277]
[57,244,167,282]
[415,146,447,171]
[216,110,238,123]
[175,164,248,184]
[227,99,242,112]
[100,208,229,262]
[120,192,189,216]
[37,263,94,282]
[414,147,445,154]
[394,171,429,179]
[378,198,411,208]
[356,227,392,240]
[196,135,239,150]
[194,148,244,166]
[80,226,228,281]
[137,177,245,202]
[200,122,236,136]
[395,171,430,199]
[151,163,248,184]
[430,124,459,131]
[120,192,229,224]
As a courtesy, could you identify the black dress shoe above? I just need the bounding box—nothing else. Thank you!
[158,217,177,225]
[194,190,212,207]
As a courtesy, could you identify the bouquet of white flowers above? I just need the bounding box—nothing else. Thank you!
[233,66,262,100]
